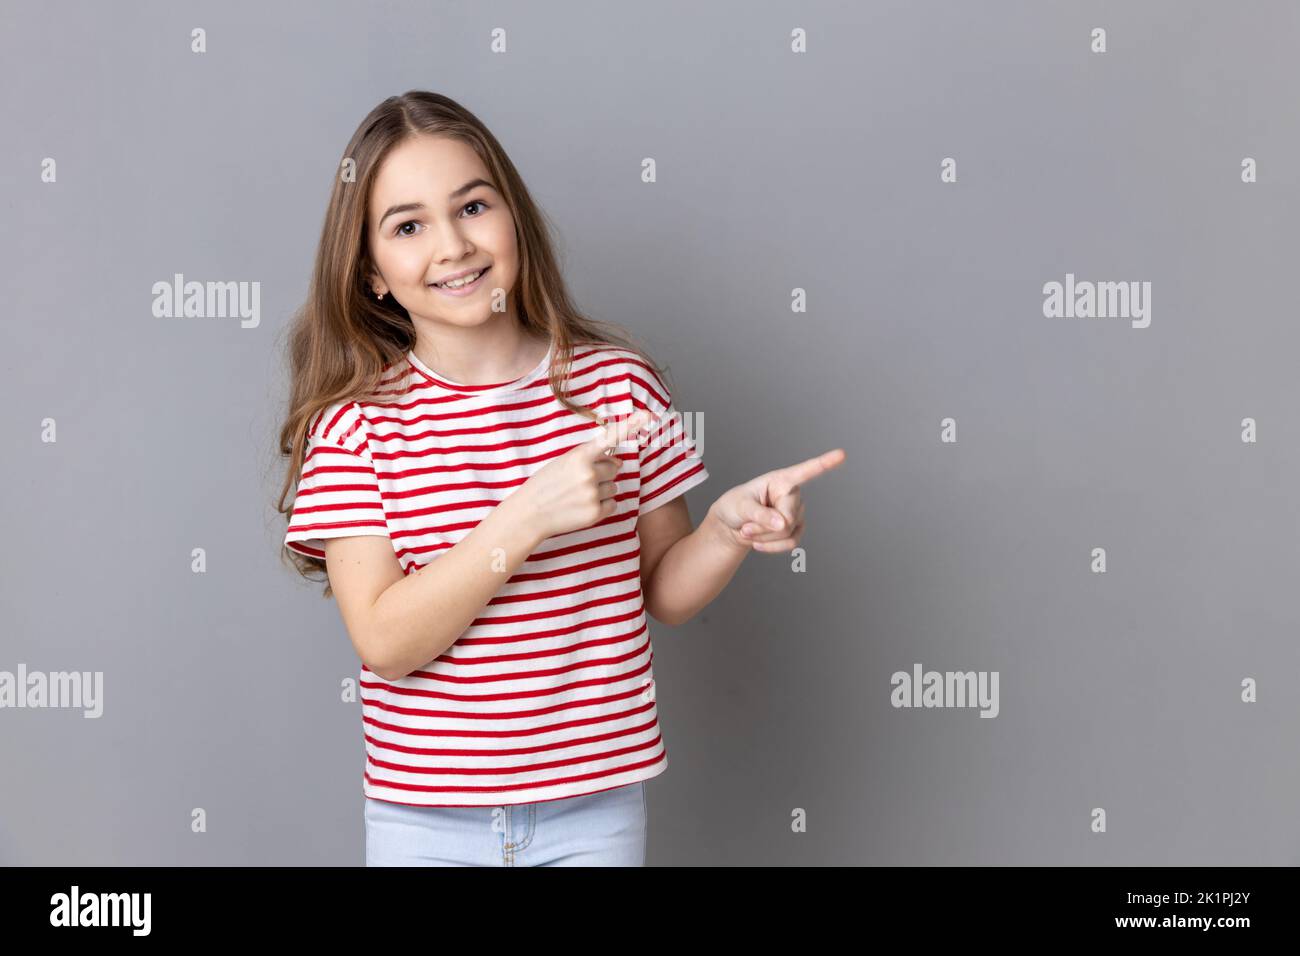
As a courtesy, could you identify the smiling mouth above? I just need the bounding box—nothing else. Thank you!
[430,266,490,289]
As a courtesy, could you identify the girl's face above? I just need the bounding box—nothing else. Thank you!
[366,133,519,330]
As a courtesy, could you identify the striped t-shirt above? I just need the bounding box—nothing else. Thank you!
[284,339,708,807]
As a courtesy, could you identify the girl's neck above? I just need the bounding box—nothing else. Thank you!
[410,321,550,386]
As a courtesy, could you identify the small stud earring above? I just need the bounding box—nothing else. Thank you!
[376,291,385,301]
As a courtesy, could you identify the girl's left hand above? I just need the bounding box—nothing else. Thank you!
[707,448,847,552]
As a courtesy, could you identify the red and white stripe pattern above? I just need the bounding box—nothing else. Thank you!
[285,344,708,806]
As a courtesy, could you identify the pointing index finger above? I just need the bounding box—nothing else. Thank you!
[774,448,847,492]
[591,410,653,458]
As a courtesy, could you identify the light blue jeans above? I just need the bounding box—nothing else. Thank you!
[364,781,647,866]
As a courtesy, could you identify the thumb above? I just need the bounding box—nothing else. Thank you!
[737,495,789,534]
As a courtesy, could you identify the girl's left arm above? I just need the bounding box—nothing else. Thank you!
[640,502,750,627]
[640,448,847,626]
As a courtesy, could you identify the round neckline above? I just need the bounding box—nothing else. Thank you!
[407,336,554,396]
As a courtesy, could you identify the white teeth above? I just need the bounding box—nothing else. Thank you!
[438,269,483,289]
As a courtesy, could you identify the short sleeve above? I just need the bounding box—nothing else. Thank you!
[626,362,709,516]
[284,402,389,560]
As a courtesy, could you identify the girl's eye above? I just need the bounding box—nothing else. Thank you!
[393,200,488,237]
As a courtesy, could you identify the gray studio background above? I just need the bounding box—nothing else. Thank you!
[3,0,1298,866]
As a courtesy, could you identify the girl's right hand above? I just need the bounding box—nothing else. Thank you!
[515,410,654,541]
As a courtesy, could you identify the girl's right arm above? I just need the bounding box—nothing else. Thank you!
[324,493,546,682]
[322,411,651,683]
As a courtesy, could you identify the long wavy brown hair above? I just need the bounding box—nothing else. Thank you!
[276,90,668,594]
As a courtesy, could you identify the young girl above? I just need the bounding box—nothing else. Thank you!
[277,90,845,866]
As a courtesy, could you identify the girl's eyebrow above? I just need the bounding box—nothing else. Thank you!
[376,179,497,228]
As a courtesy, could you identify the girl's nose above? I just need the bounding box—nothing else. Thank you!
[432,221,474,259]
